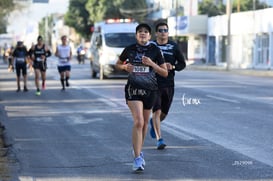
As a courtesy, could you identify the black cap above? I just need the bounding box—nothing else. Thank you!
[37,35,43,41]
[17,41,23,46]
[136,23,151,34]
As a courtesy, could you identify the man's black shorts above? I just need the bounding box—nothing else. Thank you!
[15,63,27,77]
[57,65,71,73]
[33,61,47,72]
[125,84,157,110]
[152,87,174,115]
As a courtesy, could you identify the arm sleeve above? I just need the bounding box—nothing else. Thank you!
[46,49,52,57]
[174,45,186,71]
[157,48,165,65]
[119,47,128,62]
[12,49,16,57]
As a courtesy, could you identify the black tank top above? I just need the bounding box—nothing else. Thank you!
[33,44,46,63]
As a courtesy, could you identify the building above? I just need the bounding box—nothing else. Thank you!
[148,0,273,70]
[208,8,273,69]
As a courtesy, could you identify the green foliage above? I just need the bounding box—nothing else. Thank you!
[121,0,146,9]
[233,0,271,12]
[64,0,91,39]
[119,0,148,22]
[199,0,271,17]
[198,0,225,17]
[86,0,125,22]
[38,15,54,44]
[0,0,15,33]
[65,0,148,38]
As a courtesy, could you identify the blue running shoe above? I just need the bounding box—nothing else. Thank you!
[140,152,145,166]
[157,138,166,150]
[132,156,144,172]
[132,150,145,167]
[149,118,156,139]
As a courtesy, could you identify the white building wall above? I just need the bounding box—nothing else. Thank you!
[208,8,273,69]
[188,35,206,61]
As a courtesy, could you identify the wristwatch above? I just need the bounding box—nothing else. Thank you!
[172,65,175,70]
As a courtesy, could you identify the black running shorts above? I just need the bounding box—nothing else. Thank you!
[33,61,47,72]
[152,87,174,115]
[15,63,27,77]
[58,65,71,73]
[125,84,157,110]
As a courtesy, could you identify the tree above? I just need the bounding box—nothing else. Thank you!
[64,0,153,39]
[86,0,125,23]
[199,0,271,17]
[0,0,15,33]
[0,0,29,34]
[119,0,148,22]
[233,0,270,12]
[85,0,148,29]
[64,0,91,39]
[39,15,54,45]
[198,0,225,17]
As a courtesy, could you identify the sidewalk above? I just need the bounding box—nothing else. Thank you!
[0,125,10,181]
[0,61,14,181]
[186,61,273,77]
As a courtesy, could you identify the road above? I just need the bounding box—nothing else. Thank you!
[0,57,273,181]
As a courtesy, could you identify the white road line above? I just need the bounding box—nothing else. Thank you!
[206,94,240,104]
[163,122,195,140]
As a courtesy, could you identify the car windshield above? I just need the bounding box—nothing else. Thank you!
[105,33,136,48]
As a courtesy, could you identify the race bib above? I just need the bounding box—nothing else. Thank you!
[36,57,43,62]
[133,66,149,73]
[59,58,68,63]
[16,58,25,62]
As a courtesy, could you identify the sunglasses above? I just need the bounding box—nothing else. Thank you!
[158,29,168,33]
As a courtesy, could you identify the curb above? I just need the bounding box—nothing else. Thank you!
[186,64,273,77]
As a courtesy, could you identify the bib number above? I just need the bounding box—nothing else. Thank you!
[59,58,68,63]
[133,66,149,73]
[37,57,43,62]
[16,58,25,62]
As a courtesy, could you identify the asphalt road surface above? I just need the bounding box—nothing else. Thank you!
[0,57,273,181]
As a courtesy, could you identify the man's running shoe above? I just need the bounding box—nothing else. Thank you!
[35,91,41,96]
[23,86,28,92]
[149,118,156,139]
[157,138,166,150]
[42,82,46,90]
[132,156,144,172]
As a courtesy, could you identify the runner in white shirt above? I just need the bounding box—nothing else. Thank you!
[55,35,72,91]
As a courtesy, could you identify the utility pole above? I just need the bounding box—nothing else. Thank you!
[226,0,232,71]
[33,0,49,44]
[253,0,256,10]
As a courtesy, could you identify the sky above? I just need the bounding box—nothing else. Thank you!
[7,0,69,44]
